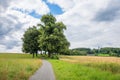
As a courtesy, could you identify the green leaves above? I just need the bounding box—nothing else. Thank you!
[22,26,39,56]
[41,14,56,26]
[22,14,70,57]
[38,14,70,56]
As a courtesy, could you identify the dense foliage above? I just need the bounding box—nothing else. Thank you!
[22,26,39,58]
[38,14,70,57]
[70,48,91,55]
[95,47,120,57]
[69,47,120,57]
[22,14,70,58]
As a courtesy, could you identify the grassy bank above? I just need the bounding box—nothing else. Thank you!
[0,53,41,80]
[49,56,120,80]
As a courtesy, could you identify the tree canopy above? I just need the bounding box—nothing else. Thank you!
[22,26,39,58]
[38,14,70,57]
[22,14,70,58]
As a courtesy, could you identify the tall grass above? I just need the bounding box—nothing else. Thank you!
[49,60,120,80]
[49,56,120,80]
[0,53,33,59]
[0,53,41,80]
[60,56,120,73]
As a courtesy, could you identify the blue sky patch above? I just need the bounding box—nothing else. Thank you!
[43,0,64,15]
[12,8,41,19]
[29,11,41,19]
[12,0,63,19]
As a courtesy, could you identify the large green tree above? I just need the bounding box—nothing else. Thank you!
[22,26,39,58]
[38,14,70,57]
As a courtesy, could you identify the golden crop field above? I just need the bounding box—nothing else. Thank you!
[0,53,41,80]
[60,56,120,74]
[50,56,120,80]
[60,56,120,64]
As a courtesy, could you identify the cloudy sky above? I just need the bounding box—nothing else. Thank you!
[0,0,120,53]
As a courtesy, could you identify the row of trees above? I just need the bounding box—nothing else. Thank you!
[69,47,120,57]
[92,47,120,56]
[22,14,70,58]
[70,48,91,55]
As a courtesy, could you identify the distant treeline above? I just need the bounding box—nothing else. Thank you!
[65,47,120,57]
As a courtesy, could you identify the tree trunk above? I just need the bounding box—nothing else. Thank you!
[45,51,46,55]
[36,52,38,57]
[48,52,51,57]
[32,53,34,58]
[41,51,42,55]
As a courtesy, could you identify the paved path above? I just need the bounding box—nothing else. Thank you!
[29,60,55,80]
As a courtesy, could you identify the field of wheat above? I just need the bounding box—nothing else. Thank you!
[60,56,120,73]
[0,53,41,80]
[60,56,120,64]
[49,56,120,80]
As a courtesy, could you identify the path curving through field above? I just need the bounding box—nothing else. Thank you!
[29,60,55,80]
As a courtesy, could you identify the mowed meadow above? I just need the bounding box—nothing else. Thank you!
[0,53,41,80]
[49,56,120,80]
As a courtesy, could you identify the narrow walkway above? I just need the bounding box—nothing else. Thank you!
[29,60,55,80]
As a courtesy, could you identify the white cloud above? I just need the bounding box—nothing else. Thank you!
[1,0,120,53]
[7,46,22,53]
[9,0,50,15]
[0,44,22,53]
[1,10,40,52]
[0,45,7,52]
[0,0,49,53]
[56,0,120,49]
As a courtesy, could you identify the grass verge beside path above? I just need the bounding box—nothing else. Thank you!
[0,53,41,80]
[49,59,120,80]
[60,56,120,73]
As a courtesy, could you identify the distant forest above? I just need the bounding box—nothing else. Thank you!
[66,47,120,57]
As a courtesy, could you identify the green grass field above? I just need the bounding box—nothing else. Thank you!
[49,56,120,80]
[1,53,120,80]
[97,53,110,57]
[0,53,41,80]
